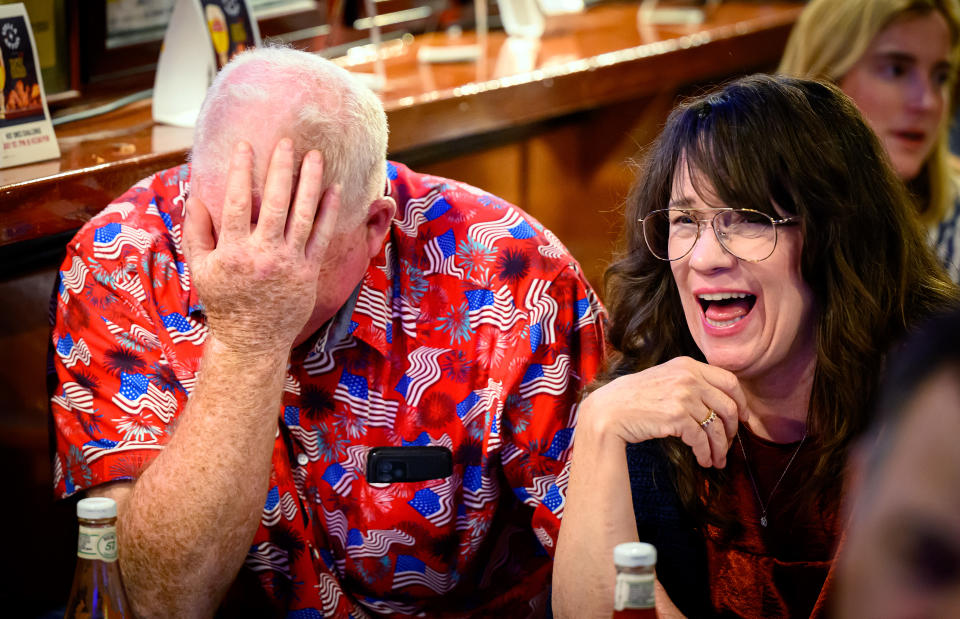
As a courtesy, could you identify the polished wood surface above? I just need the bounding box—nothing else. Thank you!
[0,101,193,249]
[378,1,803,151]
[0,1,803,250]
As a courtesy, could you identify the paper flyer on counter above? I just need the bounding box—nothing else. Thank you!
[0,3,59,168]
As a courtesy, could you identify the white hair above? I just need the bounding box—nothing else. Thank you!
[190,45,388,218]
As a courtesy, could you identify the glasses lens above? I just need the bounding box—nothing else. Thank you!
[714,209,777,262]
[714,209,776,262]
[643,209,693,260]
[643,209,780,261]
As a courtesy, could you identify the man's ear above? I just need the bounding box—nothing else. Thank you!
[364,196,396,258]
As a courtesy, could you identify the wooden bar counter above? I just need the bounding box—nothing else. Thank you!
[0,1,803,273]
[0,2,803,610]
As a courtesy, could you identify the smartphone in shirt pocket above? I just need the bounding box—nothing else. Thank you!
[366,446,453,483]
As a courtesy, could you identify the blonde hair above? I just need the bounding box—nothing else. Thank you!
[779,0,960,225]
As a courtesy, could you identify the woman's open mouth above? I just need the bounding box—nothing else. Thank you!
[698,292,757,328]
[892,129,926,147]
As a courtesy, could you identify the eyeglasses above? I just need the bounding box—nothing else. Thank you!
[639,208,800,263]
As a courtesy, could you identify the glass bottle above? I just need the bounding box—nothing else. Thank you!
[612,541,657,618]
[64,497,132,618]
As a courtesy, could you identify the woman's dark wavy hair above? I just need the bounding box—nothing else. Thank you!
[602,74,959,525]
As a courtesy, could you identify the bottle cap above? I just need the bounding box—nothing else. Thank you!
[614,542,656,567]
[77,497,117,519]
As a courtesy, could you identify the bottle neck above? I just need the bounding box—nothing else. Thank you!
[77,517,118,563]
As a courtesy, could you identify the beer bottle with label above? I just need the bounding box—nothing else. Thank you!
[612,541,657,618]
[64,497,132,618]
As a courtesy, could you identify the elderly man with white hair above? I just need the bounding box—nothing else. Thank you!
[49,46,604,617]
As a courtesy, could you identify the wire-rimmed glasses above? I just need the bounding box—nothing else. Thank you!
[639,208,800,263]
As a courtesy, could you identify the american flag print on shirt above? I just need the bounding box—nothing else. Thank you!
[49,161,605,617]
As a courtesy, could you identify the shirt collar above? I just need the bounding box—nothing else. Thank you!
[308,282,362,355]
[303,235,393,358]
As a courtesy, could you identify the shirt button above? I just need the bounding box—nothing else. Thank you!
[297,453,309,466]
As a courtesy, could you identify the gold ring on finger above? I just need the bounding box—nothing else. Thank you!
[699,409,717,430]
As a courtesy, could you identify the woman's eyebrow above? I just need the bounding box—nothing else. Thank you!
[934,59,955,74]
[668,197,694,208]
[872,50,917,64]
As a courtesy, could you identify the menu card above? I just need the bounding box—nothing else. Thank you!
[153,0,261,127]
[0,3,59,168]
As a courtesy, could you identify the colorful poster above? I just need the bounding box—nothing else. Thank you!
[201,0,256,69]
[152,0,261,127]
[0,3,58,167]
[0,15,43,125]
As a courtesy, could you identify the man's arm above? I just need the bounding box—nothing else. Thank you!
[89,337,290,617]
[90,140,340,617]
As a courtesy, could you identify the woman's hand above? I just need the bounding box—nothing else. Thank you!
[581,356,748,468]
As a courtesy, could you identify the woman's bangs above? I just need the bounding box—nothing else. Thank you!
[682,123,785,218]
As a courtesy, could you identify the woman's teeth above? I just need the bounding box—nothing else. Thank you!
[706,315,745,328]
[698,292,751,301]
[698,292,755,327]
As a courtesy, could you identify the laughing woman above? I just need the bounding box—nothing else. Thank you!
[553,75,959,618]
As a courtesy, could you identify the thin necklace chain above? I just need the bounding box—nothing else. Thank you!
[736,429,807,528]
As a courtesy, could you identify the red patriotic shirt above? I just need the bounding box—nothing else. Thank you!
[50,161,605,617]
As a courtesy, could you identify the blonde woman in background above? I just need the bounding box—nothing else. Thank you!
[780,0,960,281]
